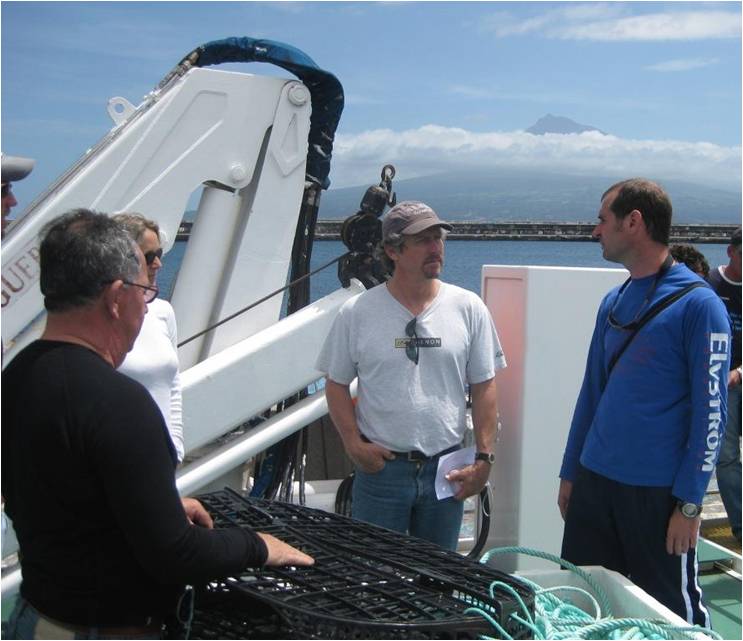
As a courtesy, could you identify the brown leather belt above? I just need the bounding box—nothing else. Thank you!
[361,434,460,461]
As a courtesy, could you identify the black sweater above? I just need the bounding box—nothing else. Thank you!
[2,341,267,625]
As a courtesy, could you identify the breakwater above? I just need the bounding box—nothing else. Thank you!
[176,221,737,243]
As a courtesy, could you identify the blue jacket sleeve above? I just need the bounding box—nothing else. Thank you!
[672,292,731,504]
[559,296,611,481]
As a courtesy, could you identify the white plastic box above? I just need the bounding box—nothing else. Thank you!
[517,566,711,639]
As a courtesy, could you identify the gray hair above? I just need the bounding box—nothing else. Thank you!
[376,231,405,274]
[40,209,140,312]
[111,212,160,245]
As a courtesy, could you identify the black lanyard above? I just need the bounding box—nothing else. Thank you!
[607,253,674,331]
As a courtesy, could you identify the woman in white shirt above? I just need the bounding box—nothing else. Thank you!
[114,213,184,462]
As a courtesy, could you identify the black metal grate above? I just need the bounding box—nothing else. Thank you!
[189,489,534,639]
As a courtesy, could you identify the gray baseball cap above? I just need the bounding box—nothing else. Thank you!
[2,154,35,184]
[381,201,452,240]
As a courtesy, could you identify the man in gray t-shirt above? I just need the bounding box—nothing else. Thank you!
[316,201,506,550]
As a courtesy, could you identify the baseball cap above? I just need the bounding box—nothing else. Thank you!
[1,154,35,185]
[381,201,452,240]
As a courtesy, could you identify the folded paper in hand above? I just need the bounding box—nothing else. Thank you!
[435,446,475,500]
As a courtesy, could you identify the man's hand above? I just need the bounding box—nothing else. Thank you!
[258,532,315,567]
[728,368,742,388]
[557,479,573,521]
[445,460,490,501]
[347,440,395,474]
[666,510,700,555]
[325,380,394,474]
[181,498,214,528]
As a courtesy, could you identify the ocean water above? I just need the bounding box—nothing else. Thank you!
[158,239,730,303]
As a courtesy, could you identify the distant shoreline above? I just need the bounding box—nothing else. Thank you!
[176,221,737,243]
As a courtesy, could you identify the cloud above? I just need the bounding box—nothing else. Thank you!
[560,11,740,41]
[481,6,740,41]
[330,125,741,191]
[644,58,719,72]
[478,4,623,37]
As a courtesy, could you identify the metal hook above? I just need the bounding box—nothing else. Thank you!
[380,164,397,207]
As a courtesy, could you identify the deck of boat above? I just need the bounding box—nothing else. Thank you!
[698,473,742,639]
[698,540,742,639]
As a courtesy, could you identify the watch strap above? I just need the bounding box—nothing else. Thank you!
[677,501,702,518]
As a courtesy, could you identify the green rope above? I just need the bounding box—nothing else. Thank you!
[480,545,614,618]
[464,546,722,641]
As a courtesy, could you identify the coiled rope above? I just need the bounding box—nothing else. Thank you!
[464,546,721,640]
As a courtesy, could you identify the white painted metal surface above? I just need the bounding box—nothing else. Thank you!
[1,67,308,365]
[481,265,627,571]
[173,186,244,368]
[171,78,312,368]
[176,381,358,497]
[182,280,365,452]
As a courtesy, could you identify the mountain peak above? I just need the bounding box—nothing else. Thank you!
[526,114,606,136]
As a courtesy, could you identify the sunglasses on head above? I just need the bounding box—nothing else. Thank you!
[144,248,163,265]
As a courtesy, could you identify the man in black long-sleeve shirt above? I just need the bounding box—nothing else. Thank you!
[2,210,313,639]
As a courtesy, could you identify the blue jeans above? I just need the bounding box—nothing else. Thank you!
[5,597,162,640]
[352,457,464,550]
[717,382,741,541]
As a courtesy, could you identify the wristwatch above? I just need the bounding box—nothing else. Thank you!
[677,501,702,518]
[475,452,495,464]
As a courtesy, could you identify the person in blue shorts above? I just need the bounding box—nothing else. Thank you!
[557,178,731,626]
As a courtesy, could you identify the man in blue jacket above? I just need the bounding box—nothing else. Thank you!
[557,178,730,626]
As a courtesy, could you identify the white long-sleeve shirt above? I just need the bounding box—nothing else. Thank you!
[119,298,184,461]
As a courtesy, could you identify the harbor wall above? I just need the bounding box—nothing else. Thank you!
[176,220,738,243]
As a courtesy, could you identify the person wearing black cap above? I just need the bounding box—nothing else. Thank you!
[316,201,506,550]
[1,154,35,238]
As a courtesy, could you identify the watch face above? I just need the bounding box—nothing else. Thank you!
[680,503,700,518]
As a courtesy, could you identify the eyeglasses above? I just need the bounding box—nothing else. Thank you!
[405,317,419,365]
[607,254,673,331]
[144,248,163,265]
[103,280,159,304]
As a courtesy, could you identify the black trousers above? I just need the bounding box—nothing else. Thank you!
[561,466,710,627]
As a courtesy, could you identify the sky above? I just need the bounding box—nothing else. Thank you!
[2,0,741,211]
